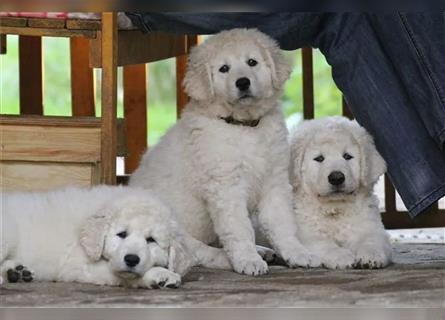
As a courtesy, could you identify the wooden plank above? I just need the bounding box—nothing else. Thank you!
[27,18,66,29]
[19,35,43,115]
[342,96,354,119]
[176,35,200,118]
[382,209,445,229]
[0,34,6,54]
[302,47,314,119]
[66,19,101,30]
[100,12,118,184]
[123,64,147,173]
[90,30,188,67]
[384,174,397,214]
[0,124,101,163]
[0,17,27,27]
[70,37,95,116]
[0,26,96,38]
[1,161,95,192]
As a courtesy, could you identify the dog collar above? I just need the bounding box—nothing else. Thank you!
[219,116,260,127]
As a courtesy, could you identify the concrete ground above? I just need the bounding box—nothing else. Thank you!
[1,243,444,307]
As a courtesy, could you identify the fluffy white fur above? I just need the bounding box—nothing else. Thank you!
[1,185,230,288]
[130,28,320,275]
[289,116,392,269]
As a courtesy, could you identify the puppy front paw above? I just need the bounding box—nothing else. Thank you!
[6,265,34,283]
[143,267,181,289]
[354,246,391,269]
[282,250,322,268]
[232,254,268,276]
[321,248,355,269]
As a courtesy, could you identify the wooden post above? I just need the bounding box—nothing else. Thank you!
[19,35,43,115]
[123,64,147,173]
[342,96,354,119]
[176,35,200,118]
[384,174,397,214]
[0,34,6,54]
[70,37,95,116]
[100,12,118,184]
[302,47,314,120]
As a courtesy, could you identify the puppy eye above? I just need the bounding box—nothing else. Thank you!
[343,153,354,160]
[219,65,230,73]
[116,231,127,239]
[146,237,157,244]
[313,155,325,162]
[247,59,258,67]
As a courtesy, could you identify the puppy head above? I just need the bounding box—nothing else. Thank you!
[290,116,386,202]
[184,29,291,117]
[80,191,195,280]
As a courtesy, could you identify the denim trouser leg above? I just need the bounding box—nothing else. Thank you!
[318,13,445,216]
[126,12,445,216]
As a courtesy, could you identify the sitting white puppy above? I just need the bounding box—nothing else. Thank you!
[289,116,392,269]
[1,186,230,288]
[130,28,320,275]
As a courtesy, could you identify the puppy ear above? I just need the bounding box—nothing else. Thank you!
[289,121,313,189]
[350,121,387,188]
[183,45,214,101]
[80,208,112,262]
[254,32,291,90]
[167,237,196,276]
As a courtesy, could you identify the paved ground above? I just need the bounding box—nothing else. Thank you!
[1,243,444,307]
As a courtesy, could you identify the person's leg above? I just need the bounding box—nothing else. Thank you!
[317,13,445,216]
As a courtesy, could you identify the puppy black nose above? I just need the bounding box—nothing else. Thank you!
[328,171,345,186]
[124,254,140,267]
[235,77,250,91]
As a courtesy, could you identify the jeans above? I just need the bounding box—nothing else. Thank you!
[126,12,445,217]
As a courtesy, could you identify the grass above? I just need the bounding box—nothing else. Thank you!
[0,36,342,145]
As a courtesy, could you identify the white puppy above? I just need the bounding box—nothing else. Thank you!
[1,186,230,288]
[289,116,392,269]
[130,28,320,275]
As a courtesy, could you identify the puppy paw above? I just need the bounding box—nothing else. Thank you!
[256,245,278,264]
[6,265,34,283]
[321,248,355,269]
[143,267,181,289]
[354,246,391,269]
[232,255,269,276]
[283,250,322,268]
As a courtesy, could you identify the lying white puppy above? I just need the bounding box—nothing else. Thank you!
[289,116,392,269]
[130,28,320,275]
[1,186,230,288]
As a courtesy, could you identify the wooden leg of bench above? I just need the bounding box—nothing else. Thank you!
[70,37,95,116]
[123,64,147,174]
[100,12,118,185]
[0,35,6,54]
[19,35,43,115]
[302,47,314,120]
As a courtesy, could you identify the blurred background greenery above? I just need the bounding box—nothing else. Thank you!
[0,36,343,145]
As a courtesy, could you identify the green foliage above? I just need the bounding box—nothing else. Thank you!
[1,36,343,145]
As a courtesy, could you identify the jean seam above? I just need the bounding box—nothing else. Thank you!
[408,182,445,216]
[398,12,445,111]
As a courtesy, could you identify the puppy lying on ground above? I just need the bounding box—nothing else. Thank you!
[289,116,392,269]
[130,28,320,275]
[1,186,230,288]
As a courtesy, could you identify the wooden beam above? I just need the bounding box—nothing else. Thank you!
[1,26,96,38]
[70,37,95,116]
[0,34,6,54]
[123,64,147,173]
[342,96,354,119]
[302,47,314,119]
[100,12,118,184]
[19,35,43,115]
[384,174,397,214]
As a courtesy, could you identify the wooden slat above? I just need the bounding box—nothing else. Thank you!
[302,47,314,119]
[384,174,397,214]
[123,64,147,173]
[382,209,445,229]
[176,35,200,118]
[0,17,27,27]
[100,12,118,184]
[90,30,188,67]
[0,26,97,38]
[70,37,95,116]
[66,19,101,30]
[19,35,43,115]
[27,18,66,29]
[1,161,97,192]
[0,34,6,54]
[342,96,354,119]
